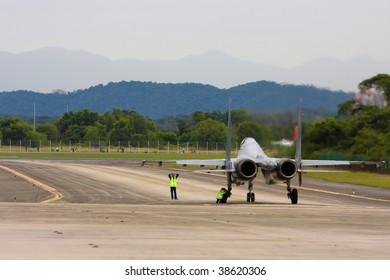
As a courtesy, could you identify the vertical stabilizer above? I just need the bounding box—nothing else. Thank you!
[295,99,302,163]
[295,99,303,186]
[226,99,233,189]
[226,100,232,163]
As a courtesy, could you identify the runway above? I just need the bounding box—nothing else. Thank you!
[0,158,389,259]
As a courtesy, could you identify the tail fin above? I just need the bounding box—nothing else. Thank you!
[226,99,233,189]
[295,99,303,186]
[294,99,302,163]
[226,99,232,163]
[293,125,299,143]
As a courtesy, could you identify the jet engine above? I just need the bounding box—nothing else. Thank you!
[232,159,258,180]
[261,159,298,184]
[271,159,298,181]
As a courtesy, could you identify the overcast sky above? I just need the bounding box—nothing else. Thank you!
[1,0,390,68]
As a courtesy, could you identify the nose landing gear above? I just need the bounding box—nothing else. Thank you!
[246,180,255,202]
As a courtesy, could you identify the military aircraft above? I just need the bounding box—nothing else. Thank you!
[176,100,354,204]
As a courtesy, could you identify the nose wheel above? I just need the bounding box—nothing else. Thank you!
[247,192,255,202]
[247,180,255,202]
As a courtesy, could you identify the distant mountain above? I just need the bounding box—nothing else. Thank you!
[0,48,389,92]
[0,81,353,119]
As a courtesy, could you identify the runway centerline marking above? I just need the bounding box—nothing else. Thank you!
[0,165,63,203]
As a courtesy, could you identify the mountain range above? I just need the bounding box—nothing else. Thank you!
[0,48,389,93]
[0,80,353,119]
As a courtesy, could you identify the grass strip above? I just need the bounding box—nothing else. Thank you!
[0,152,225,159]
[305,171,390,189]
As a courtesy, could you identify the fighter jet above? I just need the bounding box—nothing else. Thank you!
[176,100,353,204]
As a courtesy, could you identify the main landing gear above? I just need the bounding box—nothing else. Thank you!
[287,180,298,204]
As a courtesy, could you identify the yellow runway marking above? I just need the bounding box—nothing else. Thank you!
[0,165,63,203]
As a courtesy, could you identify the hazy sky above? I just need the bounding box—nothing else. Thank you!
[1,0,390,67]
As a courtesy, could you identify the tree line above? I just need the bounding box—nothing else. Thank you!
[0,108,266,150]
[0,102,389,160]
[1,74,389,161]
[303,74,390,160]
[303,102,390,160]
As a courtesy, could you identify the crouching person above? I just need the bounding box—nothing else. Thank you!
[216,188,231,203]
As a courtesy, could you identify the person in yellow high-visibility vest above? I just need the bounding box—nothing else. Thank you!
[168,173,179,200]
[216,188,226,203]
[216,188,230,203]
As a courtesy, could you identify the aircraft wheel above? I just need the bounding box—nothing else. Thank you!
[247,192,255,202]
[290,189,298,204]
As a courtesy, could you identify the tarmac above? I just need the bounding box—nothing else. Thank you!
[0,158,390,259]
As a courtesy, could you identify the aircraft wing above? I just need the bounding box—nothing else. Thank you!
[301,159,351,167]
[176,159,227,167]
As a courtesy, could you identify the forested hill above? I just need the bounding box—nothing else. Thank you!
[0,81,353,119]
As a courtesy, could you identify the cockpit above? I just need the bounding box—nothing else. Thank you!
[240,137,249,147]
[240,137,251,148]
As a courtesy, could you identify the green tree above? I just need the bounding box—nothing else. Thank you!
[351,128,386,160]
[105,109,158,142]
[131,133,147,144]
[109,117,133,142]
[231,109,251,125]
[364,106,390,133]
[191,119,226,143]
[304,118,350,155]
[0,118,32,141]
[178,132,192,143]
[191,111,208,124]
[133,116,157,136]
[84,126,101,142]
[236,121,263,143]
[36,123,59,142]
[55,109,99,141]
[62,124,84,143]
[337,100,358,119]
[26,131,47,146]
[177,119,190,136]
[158,131,177,143]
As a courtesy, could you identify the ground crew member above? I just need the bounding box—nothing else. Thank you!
[220,188,231,203]
[216,188,226,203]
[217,188,231,203]
[168,173,179,200]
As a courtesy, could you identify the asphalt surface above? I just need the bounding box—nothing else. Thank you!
[0,158,389,259]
